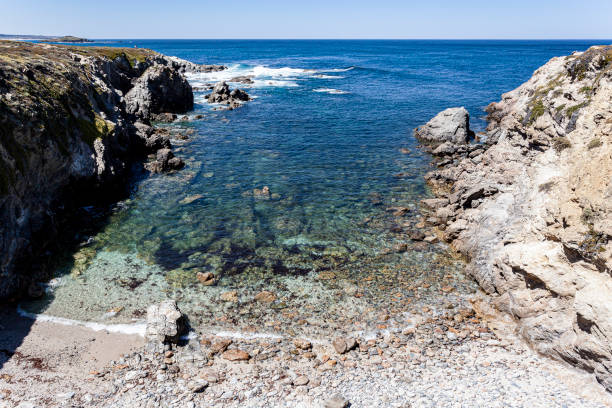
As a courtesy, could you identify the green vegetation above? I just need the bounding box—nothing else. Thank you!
[587,138,602,149]
[555,104,566,113]
[528,99,546,124]
[527,73,566,125]
[578,206,607,258]
[566,102,589,118]
[581,207,596,225]
[579,86,592,94]
[76,114,114,147]
[66,46,157,68]
[553,137,572,152]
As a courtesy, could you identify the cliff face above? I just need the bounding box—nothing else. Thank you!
[0,41,214,299]
[417,45,612,390]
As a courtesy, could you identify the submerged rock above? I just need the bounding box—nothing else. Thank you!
[253,186,271,199]
[196,271,216,286]
[254,290,276,303]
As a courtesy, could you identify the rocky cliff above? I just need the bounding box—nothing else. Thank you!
[416,45,612,390]
[0,41,222,300]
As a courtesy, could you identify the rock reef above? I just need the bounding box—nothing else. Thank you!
[416,45,612,390]
[206,81,251,110]
[0,41,223,299]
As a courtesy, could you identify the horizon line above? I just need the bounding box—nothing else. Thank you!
[2,34,612,41]
[58,38,612,41]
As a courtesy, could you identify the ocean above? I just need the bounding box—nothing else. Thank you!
[22,39,608,336]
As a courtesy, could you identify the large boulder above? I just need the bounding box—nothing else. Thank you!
[145,300,186,345]
[414,107,474,146]
[125,65,193,120]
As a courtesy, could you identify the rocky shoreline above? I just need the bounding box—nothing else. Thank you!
[2,298,609,408]
[0,41,226,300]
[414,45,611,391]
[0,41,611,407]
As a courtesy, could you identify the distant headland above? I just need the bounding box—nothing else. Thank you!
[0,33,93,43]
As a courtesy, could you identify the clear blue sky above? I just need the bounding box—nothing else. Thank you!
[2,0,611,39]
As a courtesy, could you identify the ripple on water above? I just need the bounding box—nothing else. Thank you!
[21,47,481,338]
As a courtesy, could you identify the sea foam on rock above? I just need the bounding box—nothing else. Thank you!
[206,81,251,110]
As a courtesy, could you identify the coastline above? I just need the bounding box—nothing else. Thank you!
[0,40,611,406]
[2,301,610,407]
[414,45,612,391]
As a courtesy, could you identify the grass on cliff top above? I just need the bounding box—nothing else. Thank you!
[65,46,158,66]
[0,40,158,66]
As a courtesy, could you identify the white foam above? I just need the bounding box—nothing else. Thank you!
[251,79,299,88]
[186,64,310,89]
[17,305,147,336]
[251,66,314,77]
[313,88,349,95]
[319,67,355,72]
[186,64,347,91]
[213,330,284,340]
[313,74,344,79]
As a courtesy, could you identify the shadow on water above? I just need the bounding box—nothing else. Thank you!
[0,164,150,371]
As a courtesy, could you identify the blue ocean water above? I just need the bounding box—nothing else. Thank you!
[26,40,609,334]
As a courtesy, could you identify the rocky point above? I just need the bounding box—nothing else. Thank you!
[415,45,612,391]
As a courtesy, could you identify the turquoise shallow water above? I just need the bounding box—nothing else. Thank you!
[23,40,609,335]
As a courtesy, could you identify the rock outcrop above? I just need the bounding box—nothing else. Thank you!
[145,300,187,350]
[414,107,474,146]
[206,81,250,110]
[416,45,612,390]
[0,41,222,299]
[125,65,193,121]
[144,148,185,173]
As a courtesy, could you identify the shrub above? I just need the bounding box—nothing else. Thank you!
[553,137,572,152]
[528,99,546,124]
[587,138,602,149]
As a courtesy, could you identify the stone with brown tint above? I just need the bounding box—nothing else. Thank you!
[221,349,250,362]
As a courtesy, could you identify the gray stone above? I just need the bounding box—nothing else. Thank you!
[414,107,473,146]
[324,395,349,408]
[125,65,193,120]
[145,300,186,345]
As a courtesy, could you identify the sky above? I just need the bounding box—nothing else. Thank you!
[1,0,611,39]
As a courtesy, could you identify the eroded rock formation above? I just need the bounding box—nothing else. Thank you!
[0,41,222,299]
[206,81,250,110]
[417,45,612,390]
